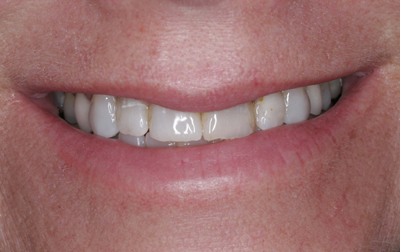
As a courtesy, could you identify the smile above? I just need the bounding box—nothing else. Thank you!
[51,79,342,148]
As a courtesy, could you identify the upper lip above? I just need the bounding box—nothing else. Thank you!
[6,0,390,112]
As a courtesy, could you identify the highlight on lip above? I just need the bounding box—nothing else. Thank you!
[50,79,342,148]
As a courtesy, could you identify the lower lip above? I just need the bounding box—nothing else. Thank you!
[20,74,370,196]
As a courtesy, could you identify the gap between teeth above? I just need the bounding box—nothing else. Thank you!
[52,79,342,148]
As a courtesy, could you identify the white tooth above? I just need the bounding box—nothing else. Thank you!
[89,95,119,138]
[305,84,322,115]
[282,87,311,125]
[320,82,331,111]
[63,93,77,124]
[202,103,254,141]
[118,133,145,147]
[329,79,342,99]
[116,98,148,136]
[145,133,176,148]
[177,137,209,147]
[149,105,202,142]
[74,93,92,133]
[254,92,285,131]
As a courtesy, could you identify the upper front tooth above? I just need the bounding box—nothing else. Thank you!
[254,92,285,130]
[116,98,148,136]
[74,93,92,133]
[305,84,323,116]
[149,105,202,142]
[282,87,311,125]
[329,79,342,99]
[202,103,255,141]
[89,95,119,138]
[63,93,77,124]
[320,82,331,110]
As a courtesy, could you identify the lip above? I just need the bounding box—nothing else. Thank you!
[11,70,376,200]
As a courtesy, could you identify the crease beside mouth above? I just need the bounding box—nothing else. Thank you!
[47,78,343,148]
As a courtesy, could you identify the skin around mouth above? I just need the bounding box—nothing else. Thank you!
[0,0,400,251]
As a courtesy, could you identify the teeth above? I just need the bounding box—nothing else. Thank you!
[320,82,332,111]
[55,78,343,147]
[89,95,119,138]
[118,133,145,147]
[149,105,202,142]
[116,98,148,137]
[145,133,176,148]
[254,92,286,130]
[305,84,323,116]
[282,87,311,125]
[329,79,342,99]
[202,103,254,141]
[63,93,77,124]
[74,94,92,133]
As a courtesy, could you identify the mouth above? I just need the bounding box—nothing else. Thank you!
[16,70,372,197]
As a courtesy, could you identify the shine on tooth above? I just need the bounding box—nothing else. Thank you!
[329,79,342,99]
[254,92,285,131]
[282,87,311,125]
[202,103,255,141]
[149,105,202,142]
[63,93,77,124]
[305,84,323,116]
[74,93,92,133]
[320,82,331,110]
[116,97,148,137]
[89,95,119,138]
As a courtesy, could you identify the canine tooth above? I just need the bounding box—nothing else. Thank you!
[51,92,65,111]
[329,79,342,99]
[320,82,331,110]
[89,95,119,138]
[282,87,311,125]
[116,98,148,136]
[74,93,92,133]
[305,84,322,115]
[118,133,145,147]
[254,93,285,130]
[177,137,209,147]
[145,133,176,148]
[63,93,77,124]
[149,105,202,142]
[202,103,254,141]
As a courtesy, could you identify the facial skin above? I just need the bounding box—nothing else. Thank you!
[1,0,400,251]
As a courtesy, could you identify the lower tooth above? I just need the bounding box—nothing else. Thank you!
[89,95,119,138]
[202,103,255,141]
[74,93,92,133]
[320,82,331,111]
[145,133,176,148]
[254,92,286,131]
[63,93,77,124]
[305,84,322,116]
[118,133,145,147]
[282,87,311,125]
[329,79,342,99]
[176,137,209,147]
